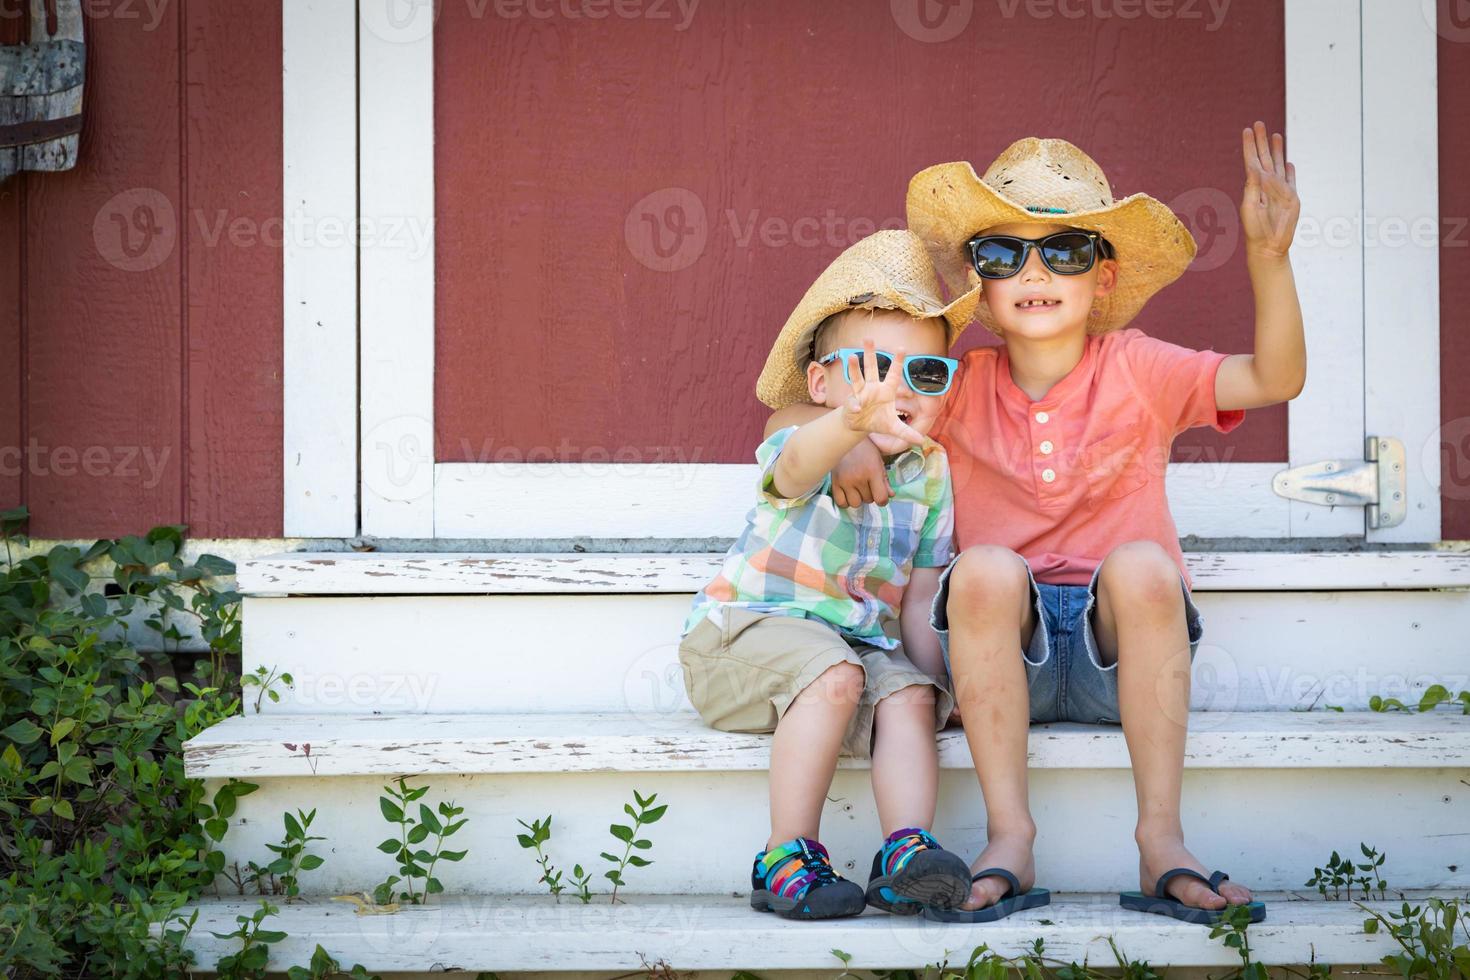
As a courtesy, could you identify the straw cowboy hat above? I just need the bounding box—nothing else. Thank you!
[755,229,982,409]
[905,137,1197,337]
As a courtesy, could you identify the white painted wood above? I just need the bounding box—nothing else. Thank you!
[191,765,1470,894]
[435,463,1292,540]
[168,892,1423,972]
[282,0,358,537]
[358,2,435,538]
[236,550,1470,595]
[1362,0,1441,543]
[1283,0,1368,538]
[239,590,1470,715]
[185,711,1470,779]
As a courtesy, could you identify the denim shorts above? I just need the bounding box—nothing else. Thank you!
[927,553,1204,724]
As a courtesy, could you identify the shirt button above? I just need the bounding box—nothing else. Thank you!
[1035,410,1050,423]
[1039,440,1054,454]
[1041,468,1056,483]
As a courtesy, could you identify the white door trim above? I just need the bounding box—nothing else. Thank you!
[346,0,1436,542]
[358,2,437,538]
[1361,0,1441,542]
[1283,0,1367,538]
[282,0,358,537]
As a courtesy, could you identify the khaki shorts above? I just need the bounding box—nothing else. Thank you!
[677,606,955,760]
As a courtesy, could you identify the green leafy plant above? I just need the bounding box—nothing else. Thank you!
[373,777,469,905]
[1209,902,1267,980]
[241,663,294,713]
[1307,843,1389,901]
[1371,685,1470,714]
[265,807,327,900]
[601,789,667,903]
[1359,896,1470,980]
[284,944,382,980]
[210,899,288,980]
[516,814,595,903]
[519,790,666,905]
[0,507,246,978]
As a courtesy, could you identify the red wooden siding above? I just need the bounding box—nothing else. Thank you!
[434,2,1287,468]
[0,0,283,539]
[1440,8,1470,540]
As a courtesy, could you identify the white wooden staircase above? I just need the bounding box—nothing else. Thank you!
[171,551,1470,976]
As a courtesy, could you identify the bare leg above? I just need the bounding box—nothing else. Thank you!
[870,682,939,836]
[1092,540,1255,909]
[945,546,1041,910]
[766,661,865,850]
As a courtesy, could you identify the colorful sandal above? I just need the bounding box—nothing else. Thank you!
[1120,868,1267,925]
[865,827,973,914]
[750,837,867,920]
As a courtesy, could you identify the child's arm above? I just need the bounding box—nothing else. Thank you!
[768,342,924,500]
[766,407,893,507]
[1215,121,1307,411]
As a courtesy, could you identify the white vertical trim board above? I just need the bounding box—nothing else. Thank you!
[1283,0,1368,538]
[282,0,358,537]
[358,2,437,537]
[1361,0,1441,542]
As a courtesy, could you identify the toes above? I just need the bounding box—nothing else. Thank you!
[962,876,1007,911]
[1168,879,1226,910]
[1221,883,1254,905]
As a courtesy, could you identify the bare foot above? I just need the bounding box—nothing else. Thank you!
[957,830,1037,911]
[1137,834,1255,910]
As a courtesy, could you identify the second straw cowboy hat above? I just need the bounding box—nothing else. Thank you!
[906,138,1197,337]
[755,230,983,410]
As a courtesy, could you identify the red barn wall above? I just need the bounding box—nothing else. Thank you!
[0,0,283,539]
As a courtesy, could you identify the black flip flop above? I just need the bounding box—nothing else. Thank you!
[919,867,1051,922]
[1119,868,1267,925]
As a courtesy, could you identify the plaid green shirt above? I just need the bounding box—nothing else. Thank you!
[682,425,954,649]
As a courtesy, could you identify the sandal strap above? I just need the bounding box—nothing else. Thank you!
[1154,866,1211,900]
[970,866,1019,900]
[757,837,839,900]
[880,827,942,876]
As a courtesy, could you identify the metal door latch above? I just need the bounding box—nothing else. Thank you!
[1271,436,1406,529]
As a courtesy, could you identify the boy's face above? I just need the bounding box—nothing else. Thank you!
[974,221,1118,342]
[805,308,950,456]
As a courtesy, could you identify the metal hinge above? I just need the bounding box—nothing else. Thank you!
[1271,436,1406,529]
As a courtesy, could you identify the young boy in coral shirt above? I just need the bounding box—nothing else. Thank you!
[768,124,1304,924]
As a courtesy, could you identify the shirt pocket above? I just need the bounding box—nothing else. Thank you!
[1079,420,1150,503]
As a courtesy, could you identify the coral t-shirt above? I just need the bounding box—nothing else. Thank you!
[931,327,1246,589]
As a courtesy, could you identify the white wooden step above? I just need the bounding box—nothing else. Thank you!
[185,710,1470,778]
[238,551,1470,595]
[238,589,1470,714]
[170,891,1427,972]
[187,712,1470,896]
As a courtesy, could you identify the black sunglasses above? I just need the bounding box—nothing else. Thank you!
[964,230,1114,280]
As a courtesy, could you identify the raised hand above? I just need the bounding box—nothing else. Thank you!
[1239,120,1299,259]
[840,340,926,446]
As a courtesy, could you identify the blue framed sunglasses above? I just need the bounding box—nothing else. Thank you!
[816,347,960,396]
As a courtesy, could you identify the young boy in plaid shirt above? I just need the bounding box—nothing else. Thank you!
[676,230,994,920]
